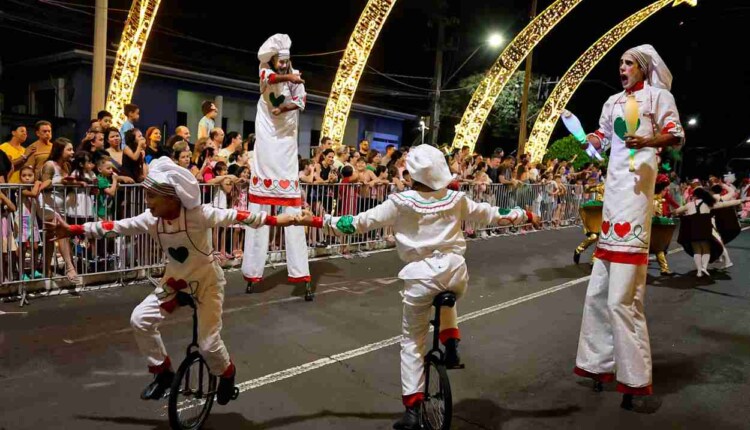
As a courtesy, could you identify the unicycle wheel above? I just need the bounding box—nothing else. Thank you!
[422,355,452,430]
[168,351,217,430]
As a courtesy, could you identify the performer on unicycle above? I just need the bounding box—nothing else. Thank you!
[242,34,313,299]
[46,158,298,405]
[573,45,685,413]
[297,145,540,429]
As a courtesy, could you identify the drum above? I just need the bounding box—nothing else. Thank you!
[580,200,603,234]
[650,216,676,254]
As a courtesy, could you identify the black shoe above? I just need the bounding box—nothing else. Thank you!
[621,394,662,414]
[444,338,465,369]
[217,368,237,405]
[393,403,422,430]
[660,271,675,277]
[574,250,581,264]
[246,281,254,294]
[304,281,314,302]
[140,370,174,400]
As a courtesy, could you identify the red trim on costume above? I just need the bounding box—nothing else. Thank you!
[626,81,644,94]
[593,130,606,140]
[243,276,263,283]
[101,221,114,231]
[661,122,676,135]
[288,275,311,283]
[402,392,424,407]
[311,216,324,229]
[248,194,302,207]
[267,73,278,84]
[617,382,653,396]
[70,224,85,235]
[236,211,250,222]
[148,356,172,374]
[524,210,534,224]
[439,328,460,345]
[574,366,615,383]
[594,248,648,265]
[266,216,279,226]
[221,361,236,379]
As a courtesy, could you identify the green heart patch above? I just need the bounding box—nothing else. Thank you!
[269,92,286,107]
[614,117,641,141]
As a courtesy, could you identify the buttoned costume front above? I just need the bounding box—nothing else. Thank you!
[323,189,530,398]
[80,206,267,375]
[575,83,684,393]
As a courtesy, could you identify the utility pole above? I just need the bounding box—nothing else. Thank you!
[517,0,538,157]
[91,0,108,118]
[430,16,446,147]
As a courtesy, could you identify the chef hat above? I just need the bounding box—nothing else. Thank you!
[406,145,453,191]
[142,157,201,210]
[258,34,292,64]
[623,44,673,91]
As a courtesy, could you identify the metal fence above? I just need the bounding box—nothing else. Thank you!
[0,181,583,304]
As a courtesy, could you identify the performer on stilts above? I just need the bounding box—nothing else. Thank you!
[573,45,685,413]
[297,145,540,430]
[242,34,314,300]
[574,176,604,264]
[46,158,298,404]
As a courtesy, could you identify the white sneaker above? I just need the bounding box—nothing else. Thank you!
[723,261,734,269]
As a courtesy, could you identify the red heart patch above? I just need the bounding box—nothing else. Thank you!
[252,176,259,186]
[279,180,290,190]
[166,277,188,292]
[159,298,179,314]
[294,180,299,189]
[263,179,273,188]
[614,222,631,238]
[601,221,610,235]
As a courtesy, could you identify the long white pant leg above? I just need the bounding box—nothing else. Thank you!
[196,281,231,376]
[130,293,170,369]
[400,279,435,396]
[576,258,615,375]
[608,262,651,388]
[282,206,310,281]
[242,203,270,280]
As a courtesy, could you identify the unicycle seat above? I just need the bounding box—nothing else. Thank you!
[433,291,457,308]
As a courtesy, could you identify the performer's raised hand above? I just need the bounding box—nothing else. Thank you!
[44,214,73,242]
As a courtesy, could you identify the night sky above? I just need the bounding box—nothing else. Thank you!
[2,0,748,164]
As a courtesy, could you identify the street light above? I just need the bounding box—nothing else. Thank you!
[687,117,698,127]
[488,33,504,48]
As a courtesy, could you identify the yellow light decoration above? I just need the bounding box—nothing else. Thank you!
[321,0,397,147]
[105,0,161,128]
[526,0,697,163]
[451,0,583,153]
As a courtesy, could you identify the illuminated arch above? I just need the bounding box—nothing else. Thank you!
[105,0,161,128]
[321,0,397,147]
[451,0,583,153]
[526,0,698,163]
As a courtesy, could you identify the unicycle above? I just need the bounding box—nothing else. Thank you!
[167,292,237,430]
[422,291,456,430]
[247,280,314,301]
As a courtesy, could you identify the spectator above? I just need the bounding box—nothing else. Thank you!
[244,133,256,152]
[105,127,124,171]
[381,144,396,166]
[79,130,106,158]
[175,125,192,150]
[219,131,242,160]
[17,165,43,279]
[172,140,200,179]
[358,139,370,158]
[0,124,31,183]
[66,151,97,222]
[95,158,119,221]
[192,137,209,167]
[486,155,501,183]
[144,127,168,164]
[208,127,225,152]
[197,100,218,140]
[333,145,350,172]
[39,137,79,282]
[25,120,54,179]
[366,150,381,172]
[119,103,140,145]
[121,128,148,182]
[97,110,113,131]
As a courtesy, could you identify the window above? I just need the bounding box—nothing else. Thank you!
[176,111,187,127]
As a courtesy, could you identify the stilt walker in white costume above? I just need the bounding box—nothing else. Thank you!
[573,45,685,413]
[297,145,540,430]
[46,158,298,404]
[242,34,314,300]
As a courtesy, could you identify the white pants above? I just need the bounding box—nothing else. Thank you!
[242,203,310,282]
[400,256,467,397]
[576,259,651,389]
[130,285,230,376]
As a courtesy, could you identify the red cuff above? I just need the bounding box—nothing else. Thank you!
[661,122,676,135]
[311,216,323,229]
[574,366,615,382]
[266,216,278,226]
[268,73,278,84]
[148,356,172,374]
[617,382,653,396]
[221,361,236,379]
[525,210,534,224]
[439,328,460,345]
[70,224,85,235]
[402,392,424,407]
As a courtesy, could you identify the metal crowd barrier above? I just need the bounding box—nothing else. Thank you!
[0,181,582,303]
